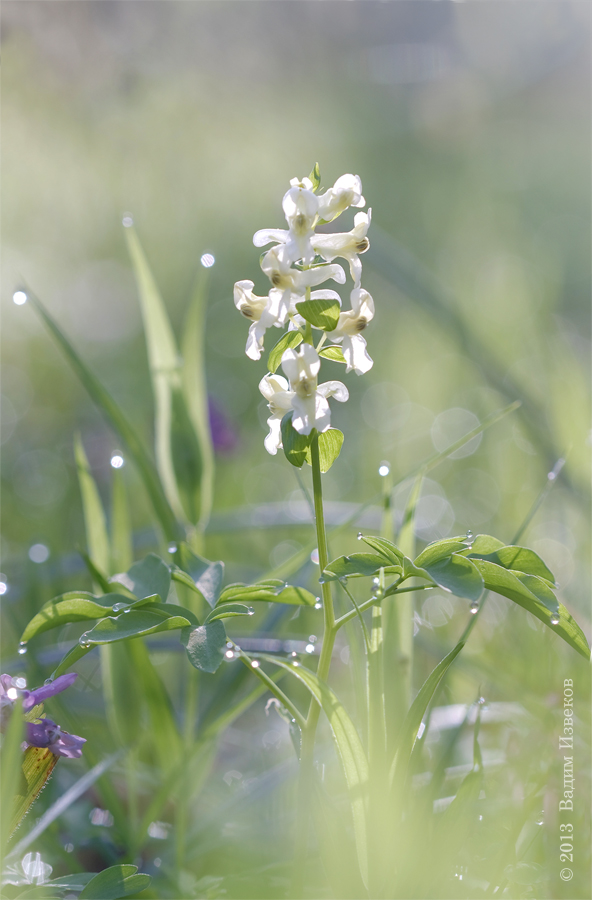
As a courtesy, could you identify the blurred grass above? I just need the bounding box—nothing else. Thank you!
[1,2,590,898]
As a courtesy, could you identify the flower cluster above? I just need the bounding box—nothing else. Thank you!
[233,170,374,456]
[0,672,86,758]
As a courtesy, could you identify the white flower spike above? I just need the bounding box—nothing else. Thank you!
[327,287,375,375]
[234,280,282,361]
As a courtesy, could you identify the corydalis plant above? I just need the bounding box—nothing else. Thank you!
[234,167,373,468]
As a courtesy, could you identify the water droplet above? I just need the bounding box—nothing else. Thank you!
[112,602,128,612]
[13,290,27,305]
[478,696,485,705]
[251,660,260,668]
[167,543,177,554]
[310,548,319,565]
[372,576,380,587]
[18,642,28,655]
[478,815,483,822]
[43,678,53,686]
[234,644,241,651]
[248,607,255,616]
[339,576,348,585]
[80,641,91,649]
[226,641,233,648]
[536,814,544,825]
[305,644,315,654]
[292,660,300,667]
[314,599,322,609]
[470,601,479,614]
[15,677,27,689]
[200,252,215,268]
[290,651,298,657]
[122,215,134,228]
[123,607,132,614]
[0,580,8,595]
[357,532,363,540]
[28,543,50,564]
[308,635,317,643]
[110,454,124,469]
[64,843,74,853]
[225,650,235,659]
[550,614,560,625]
[378,462,390,477]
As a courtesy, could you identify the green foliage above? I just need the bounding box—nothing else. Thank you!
[295,297,341,331]
[267,331,303,373]
[81,607,195,644]
[219,582,316,606]
[318,345,347,364]
[78,864,151,899]
[111,553,171,602]
[20,593,134,642]
[173,543,224,608]
[280,412,311,468]
[182,620,227,673]
[308,161,321,192]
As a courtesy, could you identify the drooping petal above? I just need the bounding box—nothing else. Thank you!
[296,263,346,290]
[317,174,365,222]
[264,416,283,455]
[291,392,331,435]
[350,287,375,321]
[317,381,350,402]
[259,373,290,401]
[341,334,374,375]
[253,229,289,248]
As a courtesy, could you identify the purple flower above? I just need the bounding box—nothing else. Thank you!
[0,672,78,712]
[25,718,86,759]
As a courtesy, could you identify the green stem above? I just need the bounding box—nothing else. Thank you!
[292,433,337,897]
[334,584,434,629]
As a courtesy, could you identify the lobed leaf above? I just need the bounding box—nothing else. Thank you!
[422,554,484,602]
[110,553,171,602]
[79,864,151,899]
[82,609,192,644]
[21,593,134,642]
[181,620,227,673]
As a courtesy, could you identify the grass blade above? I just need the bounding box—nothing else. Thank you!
[25,288,181,542]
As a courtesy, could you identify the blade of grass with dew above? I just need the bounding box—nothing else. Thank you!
[181,268,215,549]
[25,288,181,542]
[74,434,110,580]
[111,465,133,574]
[124,225,191,527]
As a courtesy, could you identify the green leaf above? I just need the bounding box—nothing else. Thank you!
[101,642,142,747]
[205,603,252,623]
[182,620,227,673]
[267,331,303,374]
[307,428,344,472]
[281,413,312,468]
[463,541,556,584]
[219,582,316,606]
[10,744,59,840]
[170,384,204,524]
[309,161,321,192]
[256,654,369,886]
[74,434,110,577]
[318,345,347,364]
[422,554,484,602]
[324,552,398,580]
[20,593,133,642]
[111,553,171,601]
[2,697,25,839]
[79,865,151,900]
[25,288,181,542]
[173,542,224,608]
[401,557,433,582]
[181,269,215,533]
[471,559,590,658]
[360,536,405,565]
[462,534,505,555]
[296,298,341,331]
[82,609,192,644]
[126,638,181,767]
[414,538,471,569]
[390,641,465,790]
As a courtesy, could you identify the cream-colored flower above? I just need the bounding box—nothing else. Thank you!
[259,373,295,455]
[326,287,374,375]
[281,344,348,435]
[234,280,283,361]
[312,210,371,286]
[317,174,365,223]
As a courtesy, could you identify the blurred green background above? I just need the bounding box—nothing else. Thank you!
[1,2,590,898]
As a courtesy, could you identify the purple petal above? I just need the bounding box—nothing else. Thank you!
[51,731,86,759]
[23,673,78,711]
[26,719,60,748]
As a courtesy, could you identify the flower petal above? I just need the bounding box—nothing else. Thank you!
[342,334,373,375]
[253,229,289,248]
[317,380,350,402]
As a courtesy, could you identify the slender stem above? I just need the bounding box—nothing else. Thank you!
[334,584,434,629]
[292,433,337,897]
[235,653,306,729]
